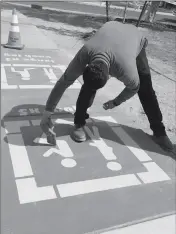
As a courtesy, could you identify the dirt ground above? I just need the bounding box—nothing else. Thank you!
[2,4,176,143]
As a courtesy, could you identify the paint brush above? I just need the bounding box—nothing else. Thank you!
[40,118,56,146]
[46,127,56,146]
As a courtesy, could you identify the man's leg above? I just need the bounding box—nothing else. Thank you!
[72,84,96,142]
[136,45,173,151]
[74,84,96,125]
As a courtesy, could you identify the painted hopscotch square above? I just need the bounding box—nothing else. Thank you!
[3,66,59,85]
[2,65,80,86]
[4,115,171,202]
[1,64,81,90]
[19,118,146,187]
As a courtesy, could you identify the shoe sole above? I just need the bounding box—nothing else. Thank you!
[71,133,86,143]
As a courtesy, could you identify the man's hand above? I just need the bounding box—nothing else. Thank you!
[40,111,56,146]
[40,111,55,136]
[103,100,116,110]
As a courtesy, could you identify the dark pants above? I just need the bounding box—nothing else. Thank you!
[74,84,96,126]
[74,47,166,137]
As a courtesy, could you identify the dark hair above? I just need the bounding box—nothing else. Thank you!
[83,62,108,90]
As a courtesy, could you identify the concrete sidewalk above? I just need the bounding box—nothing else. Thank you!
[100,214,176,234]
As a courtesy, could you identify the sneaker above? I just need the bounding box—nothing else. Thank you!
[71,125,86,142]
[154,135,174,152]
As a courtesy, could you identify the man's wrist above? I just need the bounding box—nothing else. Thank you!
[113,99,119,107]
[43,110,53,117]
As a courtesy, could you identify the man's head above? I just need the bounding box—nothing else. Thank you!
[83,62,109,90]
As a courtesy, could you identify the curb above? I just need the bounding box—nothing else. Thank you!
[6,1,175,17]
[4,2,109,18]
[74,1,175,16]
[85,212,176,234]
[5,2,176,30]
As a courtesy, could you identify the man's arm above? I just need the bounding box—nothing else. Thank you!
[113,62,140,106]
[45,45,89,113]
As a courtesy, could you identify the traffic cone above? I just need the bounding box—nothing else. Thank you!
[4,8,24,50]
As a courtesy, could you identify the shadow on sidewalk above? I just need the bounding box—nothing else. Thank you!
[1,104,176,161]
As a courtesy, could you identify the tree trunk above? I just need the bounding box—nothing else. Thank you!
[106,1,109,22]
[136,1,148,27]
[123,1,128,23]
[145,1,160,23]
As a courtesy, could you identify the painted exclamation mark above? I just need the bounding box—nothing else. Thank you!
[84,123,122,171]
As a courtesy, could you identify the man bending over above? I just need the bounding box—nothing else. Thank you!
[40,21,173,152]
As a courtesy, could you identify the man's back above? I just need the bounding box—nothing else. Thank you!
[85,21,145,60]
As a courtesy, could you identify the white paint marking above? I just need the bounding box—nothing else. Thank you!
[43,140,74,158]
[31,119,41,126]
[63,107,74,113]
[19,85,54,89]
[4,53,21,57]
[57,174,141,197]
[1,66,18,89]
[94,116,152,162]
[107,161,122,171]
[1,84,18,89]
[29,108,40,114]
[137,162,171,183]
[85,125,117,161]
[55,108,64,113]
[69,83,81,89]
[7,135,33,178]
[1,64,80,89]
[112,128,153,162]
[43,68,58,83]
[13,64,51,67]
[61,158,77,168]
[18,83,81,89]
[9,58,20,61]
[1,66,8,84]
[52,65,66,73]
[23,58,54,63]
[55,118,74,125]
[19,109,28,116]
[1,64,12,67]
[16,178,56,204]
[93,116,120,127]
[11,67,35,81]
[33,134,48,145]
